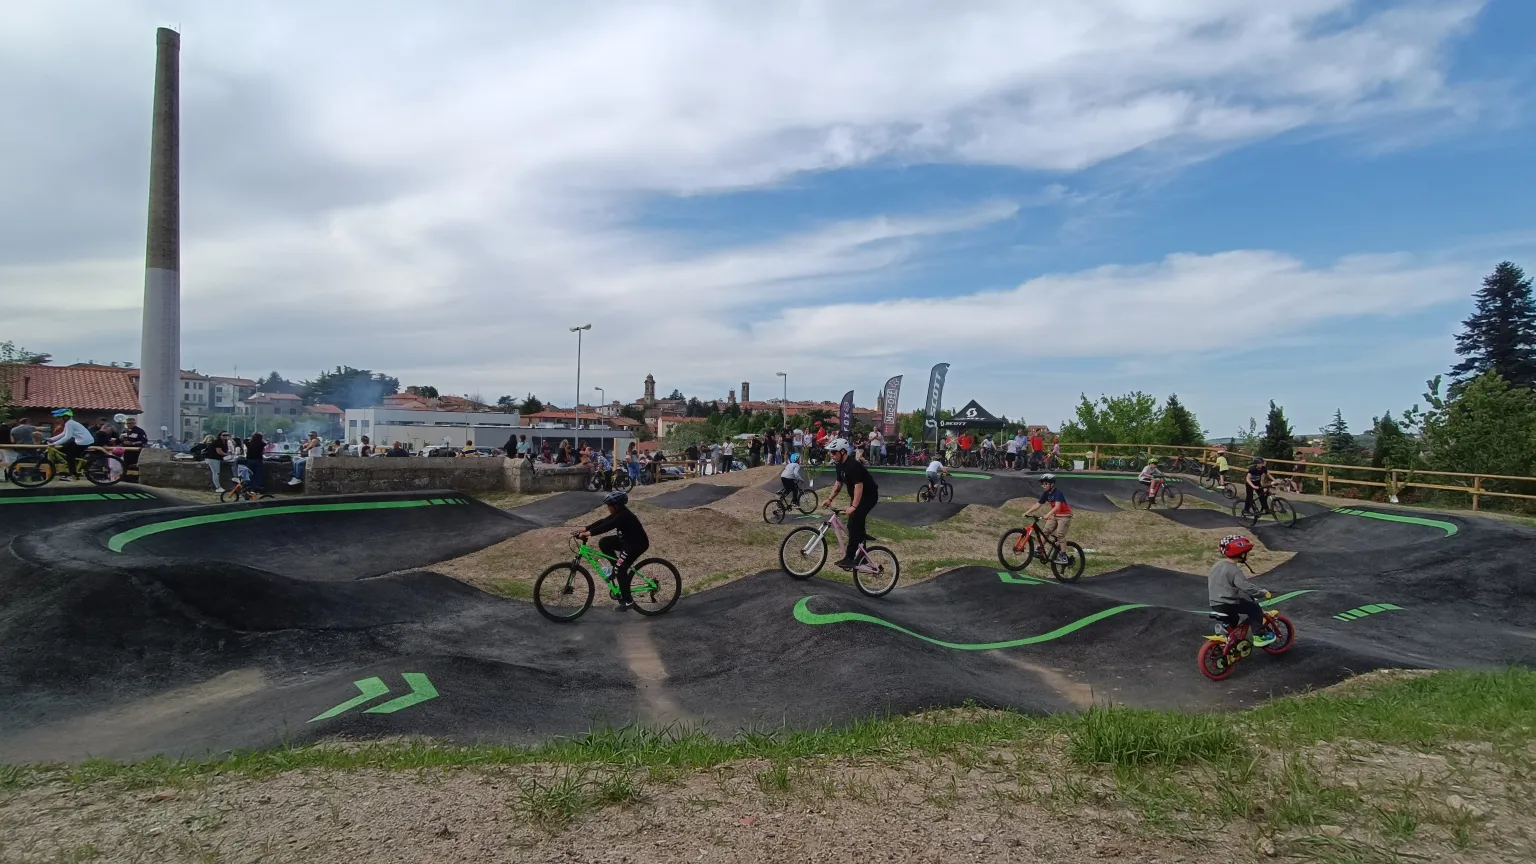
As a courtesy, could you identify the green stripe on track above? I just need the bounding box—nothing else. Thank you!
[106,499,462,552]
[1331,507,1457,536]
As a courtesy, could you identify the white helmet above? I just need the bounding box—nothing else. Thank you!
[825,437,852,454]
[113,413,127,424]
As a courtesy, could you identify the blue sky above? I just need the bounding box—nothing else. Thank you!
[4,1,1534,437]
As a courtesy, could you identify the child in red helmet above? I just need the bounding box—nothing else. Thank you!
[1209,535,1275,647]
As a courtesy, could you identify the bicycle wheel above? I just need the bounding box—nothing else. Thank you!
[1220,482,1236,500]
[1159,485,1184,509]
[763,499,787,524]
[1051,541,1085,582]
[1198,639,1235,681]
[1232,500,1259,527]
[83,454,124,486]
[584,472,602,492]
[533,563,594,622]
[612,472,633,492]
[937,482,953,503]
[779,526,827,578]
[916,485,931,503]
[1268,497,1297,528]
[1131,489,1150,509]
[794,489,817,515]
[996,528,1035,572]
[630,558,681,616]
[1199,470,1215,490]
[854,545,899,597]
[7,454,53,488]
[1262,612,1295,655]
[218,487,240,504]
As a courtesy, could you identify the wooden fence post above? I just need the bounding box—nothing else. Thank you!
[1473,476,1482,512]
[1092,445,1099,471]
[1321,465,1330,498]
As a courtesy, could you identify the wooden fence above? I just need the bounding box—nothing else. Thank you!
[1052,442,1536,512]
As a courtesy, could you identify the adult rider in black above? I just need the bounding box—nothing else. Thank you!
[577,490,650,612]
[1244,456,1272,516]
[821,437,878,570]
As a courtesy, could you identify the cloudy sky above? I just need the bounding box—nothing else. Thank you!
[4,1,1534,435]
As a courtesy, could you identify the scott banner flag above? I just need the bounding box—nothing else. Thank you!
[881,376,902,437]
[838,390,854,436]
[923,363,950,429]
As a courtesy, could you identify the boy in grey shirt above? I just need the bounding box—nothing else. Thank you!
[1209,535,1275,647]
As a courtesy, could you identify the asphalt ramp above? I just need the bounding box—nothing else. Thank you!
[0,486,173,544]
[641,483,737,509]
[13,491,535,582]
[506,490,604,527]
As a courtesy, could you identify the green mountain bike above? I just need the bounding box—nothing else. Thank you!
[533,535,681,622]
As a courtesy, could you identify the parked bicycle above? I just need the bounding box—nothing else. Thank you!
[1230,495,1298,528]
[779,508,900,597]
[1198,603,1295,681]
[763,484,817,523]
[996,515,1085,582]
[1199,466,1237,499]
[220,464,275,503]
[1131,476,1184,509]
[533,535,681,622]
[6,445,124,488]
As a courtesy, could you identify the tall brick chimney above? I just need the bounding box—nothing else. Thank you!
[741,381,749,403]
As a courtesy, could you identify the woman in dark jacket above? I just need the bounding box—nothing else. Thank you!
[243,432,267,491]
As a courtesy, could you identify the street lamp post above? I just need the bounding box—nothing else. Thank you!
[570,324,592,443]
[775,371,787,427]
[594,386,606,460]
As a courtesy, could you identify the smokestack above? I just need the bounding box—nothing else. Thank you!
[138,28,180,441]
[741,382,749,403]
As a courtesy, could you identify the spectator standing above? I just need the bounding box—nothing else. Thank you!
[119,416,148,482]
[243,432,267,491]
[721,439,734,473]
[792,427,805,461]
[387,441,410,457]
[206,431,231,492]
[749,436,762,468]
[685,442,700,476]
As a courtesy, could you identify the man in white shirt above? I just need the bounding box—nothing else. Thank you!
[46,409,95,480]
[288,431,325,485]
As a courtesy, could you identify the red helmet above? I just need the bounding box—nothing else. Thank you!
[1219,535,1253,559]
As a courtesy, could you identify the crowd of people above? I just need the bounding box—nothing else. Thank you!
[1,411,151,481]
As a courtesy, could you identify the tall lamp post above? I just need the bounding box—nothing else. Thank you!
[570,324,592,442]
[775,371,787,427]
[594,386,606,459]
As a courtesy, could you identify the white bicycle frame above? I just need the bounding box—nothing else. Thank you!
[801,512,877,573]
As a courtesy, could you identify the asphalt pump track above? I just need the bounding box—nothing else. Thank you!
[2,488,1531,763]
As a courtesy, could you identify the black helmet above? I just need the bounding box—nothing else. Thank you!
[603,490,629,507]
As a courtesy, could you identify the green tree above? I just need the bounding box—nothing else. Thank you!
[1233,417,1258,454]
[1416,372,1536,476]
[1370,409,1417,470]
[1157,394,1203,447]
[1452,261,1536,391]
[1321,409,1360,463]
[685,397,708,417]
[662,420,713,452]
[254,371,299,395]
[300,367,400,409]
[407,385,440,399]
[1058,392,1162,443]
[1257,401,1295,461]
[495,394,516,409]
[520,394,545,415]
[666,388,685,401]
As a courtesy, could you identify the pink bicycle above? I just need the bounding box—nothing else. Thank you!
[778,507,900,597]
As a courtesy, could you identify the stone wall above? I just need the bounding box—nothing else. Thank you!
[136,448,299,492]
[137,450,599,496]
[304,456,509,496]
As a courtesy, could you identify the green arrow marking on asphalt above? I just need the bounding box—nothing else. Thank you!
[364,672,439,714]
[1330,507,1457,536]
[309,677,391,722]
[1331,602,1405,622]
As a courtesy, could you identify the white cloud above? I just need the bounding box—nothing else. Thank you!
[0,0,1504,433]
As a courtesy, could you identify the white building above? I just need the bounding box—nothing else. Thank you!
[343,407,523,450]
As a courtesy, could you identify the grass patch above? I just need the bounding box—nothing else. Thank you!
[866,518,936,542]
[510,766,645,829]
[1067,706,1247,769]
[14,670,1534,796]
[487,578,533,600]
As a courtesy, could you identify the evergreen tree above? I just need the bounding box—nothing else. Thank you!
[299,366,400,409]
[255,371,299,395]
[1257,401,1295,461]
[1452,261,1536,390]
[1157,394,1203,446]
[1322,409,1359,462]
[666,388,685,401]
[519,394,545,415]
[1370,409,1416,470]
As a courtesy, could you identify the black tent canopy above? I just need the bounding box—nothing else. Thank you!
[938,399,1007,428]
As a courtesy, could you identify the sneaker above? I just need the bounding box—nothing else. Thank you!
[1053,552,1070,565]
[833,557,855,571]
[614,601,634,613]
[1252,632,1277,648]
[287,478,301,486]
